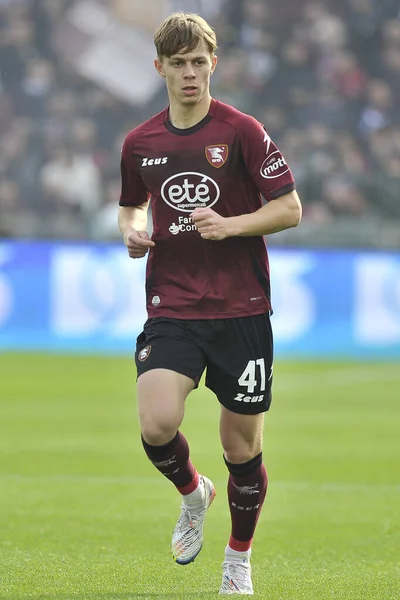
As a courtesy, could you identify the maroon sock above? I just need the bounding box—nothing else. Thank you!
[141,431,199,494]
[225,453,268,551]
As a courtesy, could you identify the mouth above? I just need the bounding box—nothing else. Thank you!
[182,85,198,95]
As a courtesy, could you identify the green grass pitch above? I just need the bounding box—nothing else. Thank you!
[0,353,399,600]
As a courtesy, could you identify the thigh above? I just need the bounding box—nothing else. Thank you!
[135,318,206,443]
[136,317,206,387]
[205,313,273,415]
[137,369,194,444]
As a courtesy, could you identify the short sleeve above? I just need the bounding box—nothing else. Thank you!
[239,117,295,201]
[119,134,149,207]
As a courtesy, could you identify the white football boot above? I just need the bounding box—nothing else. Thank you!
[219,547,254,595]
[172,475,216,565]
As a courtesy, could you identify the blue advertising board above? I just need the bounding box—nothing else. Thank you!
[0,241,399,358]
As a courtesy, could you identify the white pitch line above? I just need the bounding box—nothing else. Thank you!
[1,474,399,493]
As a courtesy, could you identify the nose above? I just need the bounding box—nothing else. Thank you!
[183,62,195,79]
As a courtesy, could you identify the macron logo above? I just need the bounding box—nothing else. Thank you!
[142,157,168,167]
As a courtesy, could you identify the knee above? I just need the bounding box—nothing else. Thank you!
[223,441,263,465]
[139,401,183,446]
[141,419,178,446]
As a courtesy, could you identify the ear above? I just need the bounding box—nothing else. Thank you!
[210,54,218,76]
[154,58,166,78]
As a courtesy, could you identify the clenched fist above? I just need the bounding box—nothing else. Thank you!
[125,230,155,258]
[191,207,232,241]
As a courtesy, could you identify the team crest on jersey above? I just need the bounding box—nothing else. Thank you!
[138,345,152,362]
[205,145,229,168]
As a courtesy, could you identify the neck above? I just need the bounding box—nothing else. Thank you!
[169,94,212,129]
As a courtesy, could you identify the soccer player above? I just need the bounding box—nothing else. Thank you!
[118,12,301,595]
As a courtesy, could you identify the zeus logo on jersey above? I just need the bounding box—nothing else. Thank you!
[260,151,290,179]
[141,157,168,167]
[161,171,220,213]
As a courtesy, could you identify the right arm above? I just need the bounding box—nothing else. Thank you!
[119,133,155,259]
[118,202,155,259]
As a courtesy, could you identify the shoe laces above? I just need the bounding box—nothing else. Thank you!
[175,503,206,533]
[222,560,251,590]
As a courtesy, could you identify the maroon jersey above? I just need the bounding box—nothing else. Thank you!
[120,99,295,319]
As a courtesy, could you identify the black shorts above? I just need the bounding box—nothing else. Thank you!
[135,314,273,415]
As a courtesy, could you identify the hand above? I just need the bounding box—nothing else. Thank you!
[125,230,155,258]
[190,208,231,241]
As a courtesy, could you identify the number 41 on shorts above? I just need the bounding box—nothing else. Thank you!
[234,359,273,403]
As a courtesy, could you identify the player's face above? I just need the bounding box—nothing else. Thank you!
[155,39,217,106]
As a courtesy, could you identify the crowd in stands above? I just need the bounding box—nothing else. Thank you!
[0,0,399,244]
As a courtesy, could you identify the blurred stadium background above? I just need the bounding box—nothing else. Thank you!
[1,0,400,245]
[0,0,399,356]
[1,1,400,599]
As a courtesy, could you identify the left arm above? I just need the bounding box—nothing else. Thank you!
[191,190,302,240]
[192,116,303,241]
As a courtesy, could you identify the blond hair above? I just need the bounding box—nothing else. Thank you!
[154,12,218,59]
